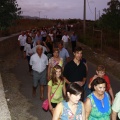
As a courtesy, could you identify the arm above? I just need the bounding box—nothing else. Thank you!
[81,102,85,120]
[47,64,51,81]
[62,81,66,97]
[88,75,98,89]
[111,110,117,120]
[43,42,50,52]
[52,102,63,120]
[84,98,92,120]
[108,86,114,104]
[48,85,53,111]
[76,77,86,87]
[64,77,70,84]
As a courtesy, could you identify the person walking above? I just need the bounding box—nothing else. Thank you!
[112,91,120,120]
[48,65,66,115]
[18,31,27,56]
[63,46,86,86]
[84,77,111,120]
[62,31,70,49]
[30,45,48,100]
[88,65,114,103]
[70,32,77,52]
[24,36,33,73]
[47,48,63,81]
[52,83,85,120]
[58,41,70,66]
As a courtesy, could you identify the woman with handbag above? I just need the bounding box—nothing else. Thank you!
[48,65,66,115]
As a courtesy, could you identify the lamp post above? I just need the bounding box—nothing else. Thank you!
[83,0,86,38]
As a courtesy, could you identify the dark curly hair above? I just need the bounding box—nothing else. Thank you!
[91,77,107,91]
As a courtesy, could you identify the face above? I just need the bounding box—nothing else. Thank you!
[55,69,62,78]
[36,47,43,56]
[96,71,105,77]
[74,51,82,61]
[94,83,106,95]
[68,92,82,104]
[27,37,32,43]
[53,51,59,58]
[58,44,63,49]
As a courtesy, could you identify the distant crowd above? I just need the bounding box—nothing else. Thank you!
[18,25,120,120]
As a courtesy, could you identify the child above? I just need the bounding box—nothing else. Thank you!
[48,65,66,115]
[88,65,114,103]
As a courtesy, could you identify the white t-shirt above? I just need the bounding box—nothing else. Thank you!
[112,91,120,119]
[62,35,70,43]
[30,53,48,73]
[18,35,26,46]
[24,43,33,56]
[49,33,54,41]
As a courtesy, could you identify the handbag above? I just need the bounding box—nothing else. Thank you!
[42,81,61,111]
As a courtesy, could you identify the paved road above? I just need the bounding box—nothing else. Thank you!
[10,51,120,119]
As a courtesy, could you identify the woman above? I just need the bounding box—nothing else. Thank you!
[84,77,111,120]
[52,83,85,120]
[24,36,33,72]
[48,65,65,115]
[47,48,63,80]
[45,35,53,59]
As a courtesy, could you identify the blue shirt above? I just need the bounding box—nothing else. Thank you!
[59,48,69,66]
[71,35,77,42]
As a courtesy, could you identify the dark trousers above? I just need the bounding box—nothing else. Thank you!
[71,41,76,52]
[27,56,32,72]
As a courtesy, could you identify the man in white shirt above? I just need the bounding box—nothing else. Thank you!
[18,31,27,51]
[30,45,48,100]
[62,31,70,49]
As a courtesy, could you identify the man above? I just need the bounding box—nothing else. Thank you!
[62,31,70,49]
[30,45,48,100]
[112,91,120,120]
[18,31,27,51]
[63,46,86,87]
[58,41,70,66]
[70,32,77,52]
[32,40,50,54]
[34,31,42,44]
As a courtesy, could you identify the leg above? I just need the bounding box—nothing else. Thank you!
[32,70,39,97]
[39,69,47,100]
[32,86,37,97]
[40,85,44,100]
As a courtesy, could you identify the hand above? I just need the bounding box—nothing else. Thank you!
[43,41,47,46]
[75,81,85,86]
[93,75,98,80]
[47,76,50,81]
[49,104,53,111]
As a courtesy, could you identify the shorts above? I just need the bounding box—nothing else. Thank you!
[51,102,57,108]
[33,69,47,87]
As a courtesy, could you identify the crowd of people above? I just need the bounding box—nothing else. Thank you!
[18,26,120,120]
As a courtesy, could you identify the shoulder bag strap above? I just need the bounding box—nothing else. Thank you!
[51,81,61,99]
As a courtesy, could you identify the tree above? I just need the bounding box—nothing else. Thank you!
[0,0,21,30]
[99,0,120,31]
